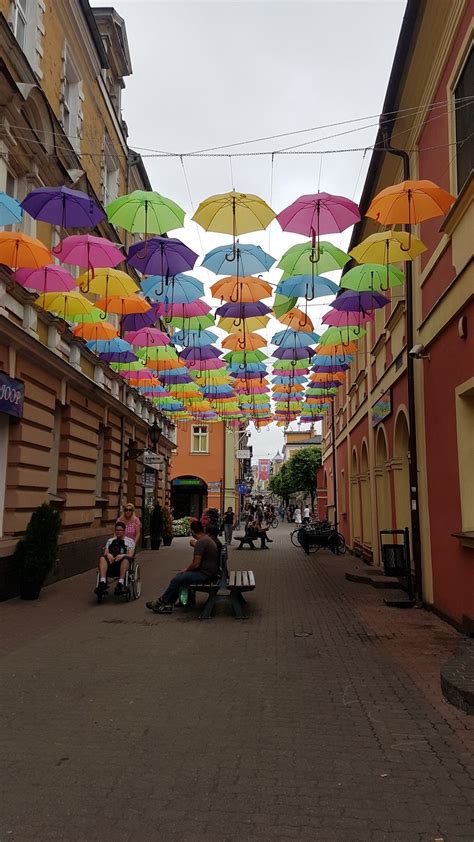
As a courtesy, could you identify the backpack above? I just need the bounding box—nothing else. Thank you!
[108,538,127,557]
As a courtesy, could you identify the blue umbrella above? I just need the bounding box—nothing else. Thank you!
[271,329,320,347]
[312,354,353,366]
[202,242,275,276]
[228,362,267,373]
[276,275,339,299]
[158,368,190,378]
[204,385,235,396]
[87,338,137,362]
[0,193,23,227]
[272,375,307,385]
[141,273,204,302]
[171,329,218,347]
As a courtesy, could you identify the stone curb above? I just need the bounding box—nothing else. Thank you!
[440,639,474,715]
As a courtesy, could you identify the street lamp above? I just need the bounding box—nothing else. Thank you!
[148,420,162,450]
[124,420,162,460]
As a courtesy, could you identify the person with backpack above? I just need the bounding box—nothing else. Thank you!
[95,522,135,596]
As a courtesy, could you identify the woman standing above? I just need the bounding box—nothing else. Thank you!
[294,506,302,525]
[223,506,235,545]
[118,503,141,547]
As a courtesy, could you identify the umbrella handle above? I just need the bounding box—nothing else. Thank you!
[233,317,242,328]
[154,277,165,297]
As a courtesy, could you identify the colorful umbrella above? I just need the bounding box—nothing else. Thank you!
[38,290,95,320]
[366,179,455,226]
[278,240,350,276]
[127,237,198,277]
[349,230,427,264]
[218,315,269,333]
[125,327,170,347]
[321,309,373,328]
[88,338,137,363]
[141,273,204,303]
[53,234,124,271]
[172,329,218,347]
[277,192,360,259]
[193,190,275,259]
[276,275,339,299]
[330,289,389,312]
[73,321,118,341]
[21,186,105,228]
[319,326,366,345]
[155,300,212,319]
[0,232,51,270]
[79,268,139,297]
[216,302,272,319]
[14,265,75,293]
[211,275,272,303]
[106,189,185,236]
[95,294,151,316]
[202,242,275,275]
[340,264,404,292]
[278,308,314,332]
[222,332,266,351]
[273,293,297,318]
[121,306,159,332]
[0,193,23,226]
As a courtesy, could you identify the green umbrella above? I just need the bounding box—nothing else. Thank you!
[106,190,185,235]
[278,240,350,276]
[273,293,297,317]
[306,387,338,396]
[319,326,366,344]
[340,263,404,292]
[169,314,214,330]
[223,350,267,363]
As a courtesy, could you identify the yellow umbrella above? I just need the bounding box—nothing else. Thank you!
[38,291,95,320]
[192,190,275,259]
[217,315,270,332]
[349,230,427,264]
[78,268,138,296]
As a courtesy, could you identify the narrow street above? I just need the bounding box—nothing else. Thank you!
[1,525,473,842]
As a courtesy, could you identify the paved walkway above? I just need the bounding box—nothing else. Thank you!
[1,525,473,842]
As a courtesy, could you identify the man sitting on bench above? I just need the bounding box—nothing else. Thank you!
[146,521,219,614]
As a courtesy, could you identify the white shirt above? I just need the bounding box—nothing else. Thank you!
[303,507,310,518]
[294,509,302,523]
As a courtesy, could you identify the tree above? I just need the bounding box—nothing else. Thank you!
[269,462,296,505]
[287,447,322,511]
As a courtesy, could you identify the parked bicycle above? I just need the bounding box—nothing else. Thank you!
[290,521,346,555]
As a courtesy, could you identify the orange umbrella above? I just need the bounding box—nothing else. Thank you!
[211,275,272,303]
[278,307,314,332]
[73,321,118,340]
[0,232,51,269]
[95,294,151,315]
[309,372,345,383]
[222,332,267,351]
[316,342,358,355]
[366,179,455,227]
[272,384,305,393]
[147,357,183,371]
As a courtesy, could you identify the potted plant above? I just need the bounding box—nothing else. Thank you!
[14,503,62,600]
[162,507,173,546]
[149,503,164,550]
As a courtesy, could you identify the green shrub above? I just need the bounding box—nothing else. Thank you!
[14,503,62,584]
[172,517,192,537]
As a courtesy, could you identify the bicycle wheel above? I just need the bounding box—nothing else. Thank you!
[337,534,346,555]
[290,529,301,547]
[271,518,279,529]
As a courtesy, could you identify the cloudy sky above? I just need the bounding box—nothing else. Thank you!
[91,0,406,459]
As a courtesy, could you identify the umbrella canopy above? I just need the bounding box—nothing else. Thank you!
[73,321,118,340]
[322,309,373,328]
[91,338,137,362]
[216,302,272,319]
[273,293,297,318]
[222,332,266,351]
[79,268,138,297]
[278,308,314,332]
[273,346,315,360]
[223,350,266,364]
[125,327,170,347]
[14,265,75,293]
[366,179,455,225]
[316,342,358,355]
[340,264,404,292]
[272,329,320,347]
[312,354,353,366]
[0,232,51,269]
[211,276,272,302]
[218,315,270,332]
[121,306,159,332]
[128,237,198,276]
[180,345,221,361]
[278,240,350,276]
[141,273,204,303]
[21,186,105,228]
[319,326,366,345]
[38,290,95,320]
[53,234,124,270]
[155,299,212,318]
[172,329,218,347]
[277,192,360,239]
[193,190,275,236]
[330,289,390,312]
[169,313,215,330]
[95,295,151,316]
[0,192,23,226]
[349,230,427,264]
[106,189,185,234]
[202,242,275,275]
[276,275,339,299]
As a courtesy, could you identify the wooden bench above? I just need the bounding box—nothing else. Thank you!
[234,533,257,550]
[186,547,256,619]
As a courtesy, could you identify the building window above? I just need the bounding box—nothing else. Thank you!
[102,135,119,206]
[455,379,474,533]
[48,404,62,496]
[3,171,18,233]
[11,0,28,50]
[60,47,82,148]
[191,425,208,453]
[454,46,473,193]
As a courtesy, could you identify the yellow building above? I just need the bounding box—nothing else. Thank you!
[0,2,175,598]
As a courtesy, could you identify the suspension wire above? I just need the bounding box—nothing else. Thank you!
[268,152,275,252]
[229,156,235,191]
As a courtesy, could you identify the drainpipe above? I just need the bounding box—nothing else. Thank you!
[380,118,423,604]
[331,402,338,533]
[118,413,126,518]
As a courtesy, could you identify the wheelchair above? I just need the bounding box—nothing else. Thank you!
[94,554,141,604]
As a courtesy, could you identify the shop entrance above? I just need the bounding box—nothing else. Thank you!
[171,476,208,519]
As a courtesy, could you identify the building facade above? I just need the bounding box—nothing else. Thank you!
[0,2,175,598]
[321,0,473,632]
[283,427,322,461]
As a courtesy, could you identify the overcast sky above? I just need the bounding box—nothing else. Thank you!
[91,0,406,460]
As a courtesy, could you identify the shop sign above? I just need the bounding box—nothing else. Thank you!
[0,371,24,419]
[236,449,251,459]
[143,472,155,488]
[142,449,164,468]
[172,478,203,487]
[207,481,222,492]
[372,389,392,427]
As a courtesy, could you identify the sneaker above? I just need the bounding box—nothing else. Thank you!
[95,581,108,595]
[148,602,172,614]
[114,582,124,595]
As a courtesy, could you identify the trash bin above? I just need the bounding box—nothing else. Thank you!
[381,543,407,576]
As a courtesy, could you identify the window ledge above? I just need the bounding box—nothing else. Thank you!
[48,493,65,506]
[452,531,474,550]
[95,497,109,506]
[371,331,387,357]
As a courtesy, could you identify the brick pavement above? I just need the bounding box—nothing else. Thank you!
[0,524,473,842]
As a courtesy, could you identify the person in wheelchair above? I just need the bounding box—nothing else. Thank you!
[95,522,135,596]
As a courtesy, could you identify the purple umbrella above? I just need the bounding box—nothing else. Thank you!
[98,350,138,363]
[121,305,159,332]
[322,309,373,328]
[215,302,272,318]
[160,375,193,385]
[230,371,267,380]
[312,363,350,373]
[330,289,390,313]
[180,345,221,361]
[21,186,105,228]
[272,346,315,360]
[127,237,198,277]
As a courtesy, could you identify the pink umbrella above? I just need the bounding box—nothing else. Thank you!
[14,265,76,293]
[125,327,170,346]
[154,300,212,318]
[322,309,374,327]
[185,358,227,370]
[277,192,360,258]
[120,367,156,379]
[53,234,124,271]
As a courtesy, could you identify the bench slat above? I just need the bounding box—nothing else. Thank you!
[248,571,256,588]
[229,571,236,587]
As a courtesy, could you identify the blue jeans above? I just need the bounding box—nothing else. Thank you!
[161,571,208,605]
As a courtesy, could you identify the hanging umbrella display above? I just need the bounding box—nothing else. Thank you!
[121,305,159,332]
[319,326,366,345]
[78,268,139,297]
[316,342,358,355]
[127,236,198,277]
[366,179,455,228]
[21,186,105,228]
[88,338,138,363]
[202,242,275,275]
[0,232,51,270]
[215,302,272,320]
[276,274,339,300]
[14,265,75,294]
[271,329,320,347]
[171,329,218,348]
[278,240,350,276]
[37,290,95,320]
[222,332,266,351]
[73,321,118,341]
[218,315,270,333]
[0,193,23,226]
[340,263,404,292]
[95,294,151,317]
[193,190,276,259]
[277,308,314,332]
[277,193,360,260]
[273,293,297,318]
[321,309,373,328]
[141,273,204,303]
[53,234,124,272]
[330,289,390,313]
[349,230,427,264]
[106,190,185,238]
[169,312,214,331]
[125,327,170,347]
[154,299,212,321]
[211,276,272,303]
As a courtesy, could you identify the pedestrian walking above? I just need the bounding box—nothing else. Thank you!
[294,506,302,525]
[118,502,141,545]
[303,504,310,524]
[223,506,235,545]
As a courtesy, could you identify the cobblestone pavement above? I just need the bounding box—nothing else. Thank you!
[1,524,473,842]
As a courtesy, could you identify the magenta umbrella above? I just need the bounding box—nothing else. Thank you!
[322,309,374,327]
[125,327,170,346]
[277,192,360,259]
[14,265,76,293]
[53,234,124,272]
[185,358,227,370]
[154,300,211,318]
